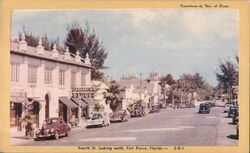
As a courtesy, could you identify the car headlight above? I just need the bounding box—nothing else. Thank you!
[36,129,40,134]
[45,129,50,133]
[50,128,54,132]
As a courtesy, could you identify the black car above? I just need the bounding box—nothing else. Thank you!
[199,103,210,114]
[149,105,160,113]
[130,106,145,117]
[205,101,216,107]
[228,106,238,118]
[232,111,239,124]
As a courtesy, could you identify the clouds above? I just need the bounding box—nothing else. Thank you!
[11,9,238,86]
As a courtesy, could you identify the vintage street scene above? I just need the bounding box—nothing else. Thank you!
[10,9,238,146]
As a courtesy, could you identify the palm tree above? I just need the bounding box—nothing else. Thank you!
[104,81,123,112]
[216,59,238,102]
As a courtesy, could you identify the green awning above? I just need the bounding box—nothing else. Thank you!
[82,98,95,106]
[71,98,88,108]
[59,97,78,108]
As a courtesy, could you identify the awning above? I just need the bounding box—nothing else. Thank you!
[59,97,78,108]
[82,98,95,106]
[71,98,88,108]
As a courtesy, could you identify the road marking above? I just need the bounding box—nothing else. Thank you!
[205,116,216,119]
[178,126,195,129]
[78,137,137,142]
[125,128,182,132]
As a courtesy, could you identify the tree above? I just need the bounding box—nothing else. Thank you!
[18,26,64,52]
[64,22,108,80]
[104,81,123,112]
[216,56,238,101]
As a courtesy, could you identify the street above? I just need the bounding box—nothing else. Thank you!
[18,107,238,146]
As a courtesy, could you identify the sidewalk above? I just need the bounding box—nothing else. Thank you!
[11,127,34,145]
[11,122,87,145]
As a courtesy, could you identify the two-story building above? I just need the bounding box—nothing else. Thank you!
[10,33,94,129]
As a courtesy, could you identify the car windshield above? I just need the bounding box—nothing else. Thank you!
[91,113,103,119]
[43,119,58,125]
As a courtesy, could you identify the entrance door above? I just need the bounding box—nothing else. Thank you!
[45,94,49,118]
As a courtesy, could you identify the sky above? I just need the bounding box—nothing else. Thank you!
[11,9,239,86]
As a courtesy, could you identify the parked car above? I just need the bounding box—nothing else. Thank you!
[228,106,238,118]
[157,102,167,109]
[149,105,160,113]
[205,101,216,107]
[236,123,239,139]
[130,106,145,117]
[224,103,234,113]
[232,110,239,124]
[110,110,130,122]
[86,112,110,128]
[199,103,210,114]
[34,117,71,141]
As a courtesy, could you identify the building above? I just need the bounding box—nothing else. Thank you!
[10,34,94,130]
[91,81,111,114]
[118,72,161,110]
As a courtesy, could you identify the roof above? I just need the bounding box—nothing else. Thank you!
[10,42,92,69]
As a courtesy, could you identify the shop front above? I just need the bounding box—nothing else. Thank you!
[10,92,26,128]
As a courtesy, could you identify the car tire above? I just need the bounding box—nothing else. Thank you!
[34,138,39,141]
[54,131,59,140]
[65,129,70,137]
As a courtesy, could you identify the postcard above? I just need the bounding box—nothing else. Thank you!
[0,0,249,153]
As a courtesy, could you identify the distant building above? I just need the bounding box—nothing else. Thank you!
[118,72,161,110]
[10,34,94,129]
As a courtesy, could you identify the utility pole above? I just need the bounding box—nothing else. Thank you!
[139,73,142,100]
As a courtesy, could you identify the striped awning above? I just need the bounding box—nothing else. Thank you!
[82,98,95,106]
[71,98,88,108]
[59,97,78,108]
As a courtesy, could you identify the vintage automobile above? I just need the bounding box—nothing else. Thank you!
[232,111,239,124]
[228,106,238,118]
[198,103,210,114]
[149,105,160,113]
[109,110,130,122]
[130,106,145,117]
[224,103,234,113]
[34,117,71,141]
[236,123,239,139]
[205,101,216,107]
[86,112,110,127]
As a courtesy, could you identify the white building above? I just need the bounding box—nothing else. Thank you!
[91,81,111,114]
[10,34,94,129]
[118,72,161,110]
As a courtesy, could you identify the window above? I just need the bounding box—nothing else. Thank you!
[11,63,19,83]
[45,68,53,84]
[71,72,76,87]
[81,71,85,86]
[59,69,65,85]
[28,65,37,83]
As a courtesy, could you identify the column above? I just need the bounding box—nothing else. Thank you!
[39,100,46,129]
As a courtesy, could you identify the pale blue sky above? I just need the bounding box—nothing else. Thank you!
[11,9,239,86]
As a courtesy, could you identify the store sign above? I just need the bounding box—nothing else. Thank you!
[72,87,96,98]
[10,92,27,102]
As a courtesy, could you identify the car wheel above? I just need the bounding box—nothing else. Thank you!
[54,131,59,140]
[65,129,70,137]
[34,138,39,141]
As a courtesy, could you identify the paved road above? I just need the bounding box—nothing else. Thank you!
[19,107,238,146]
